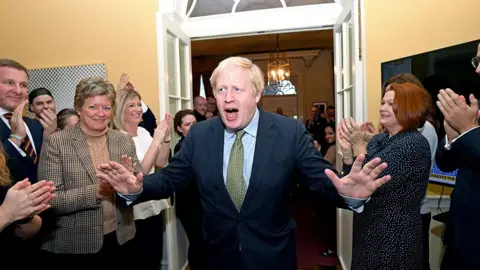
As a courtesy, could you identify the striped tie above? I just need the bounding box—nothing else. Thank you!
[226,130,247,212]
[3,113,38,165]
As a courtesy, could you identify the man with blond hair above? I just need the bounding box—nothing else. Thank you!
[99,56,392,270]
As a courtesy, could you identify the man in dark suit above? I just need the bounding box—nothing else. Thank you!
[0,59,47,265]
[436,43,480,270]
[98,57,391,270]
[0,59,43,184]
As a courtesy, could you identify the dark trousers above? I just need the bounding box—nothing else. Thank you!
[315,202,337,251]
[422,212,431,270]
[133,214,165,270]
[179,214,206,270]
[41,231,135,269]
[441,243,480,270]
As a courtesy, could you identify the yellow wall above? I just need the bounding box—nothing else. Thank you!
[364,0,480,195]
[0,0,160,115]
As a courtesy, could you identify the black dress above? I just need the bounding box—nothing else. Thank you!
[344,131,431,270]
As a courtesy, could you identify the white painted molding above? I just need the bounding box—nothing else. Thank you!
[181,3,342,39]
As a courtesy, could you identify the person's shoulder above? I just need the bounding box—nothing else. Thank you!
[109,128,133,141]
[24,117,42,129]
[137,126,151,137]
[400,130,430,149]
[193,117,218,132]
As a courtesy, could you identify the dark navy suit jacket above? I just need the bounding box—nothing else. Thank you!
[0,117,43,183]
[137,110,344,270]
[436,129,480,268]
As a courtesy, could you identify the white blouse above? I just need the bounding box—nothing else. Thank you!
[130,127,170,220]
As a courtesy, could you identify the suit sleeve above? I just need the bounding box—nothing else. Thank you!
[38,135,99,215]
[294,121,346,207]
[137,127,195,202]
[442,128,480,171]
[435,137,463,172]
[2,136,25,159]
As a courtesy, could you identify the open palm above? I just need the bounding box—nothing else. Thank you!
[325,155,391,198]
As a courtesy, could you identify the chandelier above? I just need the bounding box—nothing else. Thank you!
[267,34,290,86]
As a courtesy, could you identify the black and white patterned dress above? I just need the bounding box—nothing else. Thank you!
[344,130,431,270]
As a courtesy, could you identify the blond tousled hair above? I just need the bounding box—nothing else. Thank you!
[112,89,142,131]
[210,56,264,96]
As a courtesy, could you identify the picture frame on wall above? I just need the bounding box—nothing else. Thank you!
[312,102,327,115]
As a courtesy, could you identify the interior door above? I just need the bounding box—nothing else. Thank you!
[333,0,366,269]
[156,12,192,270]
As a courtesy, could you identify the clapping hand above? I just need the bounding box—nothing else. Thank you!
[9,100,28,144]
[437,89,479,135]
[360,121,377,143]
[0,179,55,223]
[340,117,365,147]
[152,113,172,145]
[117,73,135,91]
[325,155,391,198]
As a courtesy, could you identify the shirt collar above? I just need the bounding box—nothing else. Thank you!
[0,107,11,116]
[225,108,259,139]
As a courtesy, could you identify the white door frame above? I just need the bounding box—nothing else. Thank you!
[156,11,192,270]
[333,0,366,269]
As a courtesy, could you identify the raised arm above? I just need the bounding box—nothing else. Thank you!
[99,126,196,203]
[293,121,345,207]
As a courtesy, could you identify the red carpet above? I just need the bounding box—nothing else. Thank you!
[291,188,338,269]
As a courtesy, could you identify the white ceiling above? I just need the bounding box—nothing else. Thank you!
[187,0,334,17]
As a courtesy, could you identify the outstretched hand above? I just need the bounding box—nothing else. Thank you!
[325,154,391,198]
[97,161,143,195]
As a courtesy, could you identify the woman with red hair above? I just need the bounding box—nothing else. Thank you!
[338,83,432,269]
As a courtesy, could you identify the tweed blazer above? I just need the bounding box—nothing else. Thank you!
[37,124,140,254]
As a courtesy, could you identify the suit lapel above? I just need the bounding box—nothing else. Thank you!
[72,125,99,184]
[243,111,276,209]
[0,120,11,142]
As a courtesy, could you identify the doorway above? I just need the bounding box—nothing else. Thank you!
[156,1,365,269]
[189,30,338,269]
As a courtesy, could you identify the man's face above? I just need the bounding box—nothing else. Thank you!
[327,108,335,118]
[30,95,56,118]
[311,107,319,119]
[214,65,260,130]
[194,97,207,116]
[0,67,29,111]
[207,97,217,113]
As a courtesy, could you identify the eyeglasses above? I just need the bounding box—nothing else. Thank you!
[472,56,480,69]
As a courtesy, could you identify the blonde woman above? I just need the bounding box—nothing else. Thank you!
[113,89,171,270]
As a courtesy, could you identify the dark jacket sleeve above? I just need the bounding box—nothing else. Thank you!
[440,128,480,171]
[435,137,464,173]
[293,121,346,208]
[137,128,195,202]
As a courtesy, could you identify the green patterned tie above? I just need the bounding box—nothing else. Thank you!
[226,130,247,211]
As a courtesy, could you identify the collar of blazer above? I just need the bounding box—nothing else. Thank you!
[70,123,124,184]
